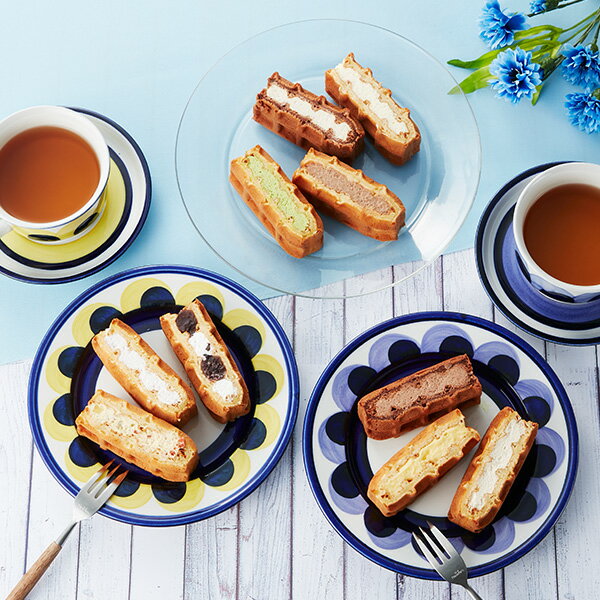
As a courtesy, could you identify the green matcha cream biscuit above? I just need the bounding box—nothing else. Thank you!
[244,154,312,233]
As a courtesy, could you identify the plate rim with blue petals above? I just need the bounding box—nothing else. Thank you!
[302,311,578,579]
[28,264,299,526]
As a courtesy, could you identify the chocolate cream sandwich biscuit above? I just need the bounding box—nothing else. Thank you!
[92,319,197,427]
[368,409,480,517]
[76,390,199,482]
[292,148,405,241]
[254,72,365,161]
[358,355,482,440]
[448,407,538,533]
[326,53,421,165]
[161,300,250,424]
[230,145,323,258]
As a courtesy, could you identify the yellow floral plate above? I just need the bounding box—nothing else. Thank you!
[0,108,151,284]
[28,265,298,526]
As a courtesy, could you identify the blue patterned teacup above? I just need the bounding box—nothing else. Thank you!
[0,106,110,244]
[513,162,600,303]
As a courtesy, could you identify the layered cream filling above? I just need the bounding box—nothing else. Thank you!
[187,328,237,403]
[104,332,182,406]
[88,401,184,461]
[266,83,352,141]
[368,361,473,418]
[374,422,470,502]
[467,418,530,512]
[333,63,408,136]
[243,153,312,234]
[303,161,394,215]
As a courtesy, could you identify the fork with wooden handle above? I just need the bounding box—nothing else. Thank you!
[6,461,127,600]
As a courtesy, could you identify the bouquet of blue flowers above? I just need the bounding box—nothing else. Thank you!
[449,0,600,133]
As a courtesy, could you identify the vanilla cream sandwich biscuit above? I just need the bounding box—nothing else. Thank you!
[368,409,480,517]
[230,145,323,258]
[292,148,405,241]
[161,300,250,424]
[254,72,365,161]
[326,53,421,165]
[76,390,199,482]
[448,407,538,532]
[92,319,197,427]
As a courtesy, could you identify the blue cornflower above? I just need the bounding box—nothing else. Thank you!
[479,1,528,50]
[490,48,542,103]
[565,90,600,133]
[529,0,546,14]
[561,44,600,89]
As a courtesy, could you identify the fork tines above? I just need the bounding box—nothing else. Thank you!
[80,460,128,498]
[424,522,460,559]
[412,523,459,566]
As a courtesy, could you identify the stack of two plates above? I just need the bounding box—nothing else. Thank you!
[476,162,600,346]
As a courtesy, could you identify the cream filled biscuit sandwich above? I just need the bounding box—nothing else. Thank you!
[292,148,405,241]
[254,72,365,161]
[326,53,421,165]
[448,407,538,533]
[358,355,482,440]
[230,145,323,258]
[92,319,197,427]
[76,390,199,482]
[368,409,480,517]
[161,300,250,424]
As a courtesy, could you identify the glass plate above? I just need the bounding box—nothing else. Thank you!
[175,19,481,298]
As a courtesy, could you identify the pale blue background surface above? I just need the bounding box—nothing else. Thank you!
[0,0,598,364]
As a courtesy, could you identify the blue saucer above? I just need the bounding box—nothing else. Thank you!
[476,162,600,346]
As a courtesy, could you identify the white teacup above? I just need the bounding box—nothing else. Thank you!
[0,106,110,244]
[513,162,600,303]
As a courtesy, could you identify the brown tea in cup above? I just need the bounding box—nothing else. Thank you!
[523,183,600,286]
[0,126,100,223]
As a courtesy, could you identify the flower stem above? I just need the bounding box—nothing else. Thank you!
[561,10,600,43]
[528,0,586,18]
[593,18,600,45]
[575,10,600,44]
[562,10,597,35]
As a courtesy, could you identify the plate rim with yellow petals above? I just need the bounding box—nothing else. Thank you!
[28,264,299,526]
[0,107,151,285]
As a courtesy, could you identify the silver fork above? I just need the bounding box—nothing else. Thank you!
[7,461,127,600]
[412,522,483,600]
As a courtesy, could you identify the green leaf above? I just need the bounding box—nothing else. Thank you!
[514,25,562,40]
[450,66,494,95]
[448,38,561,72]
[518,38,561,53]
[531,84,544,105]
[448,48,503,70]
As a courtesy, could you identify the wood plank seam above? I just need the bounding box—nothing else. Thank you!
[127,525,134,600]
[21,443,35,577]
[182,523,189,600]
[290,294,296,600]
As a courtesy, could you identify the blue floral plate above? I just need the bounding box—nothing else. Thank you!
[28,265,298,526]
[476,161,600,345]
[303,312,578,579]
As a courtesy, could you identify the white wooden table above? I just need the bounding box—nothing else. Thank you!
[1,250,598,600]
